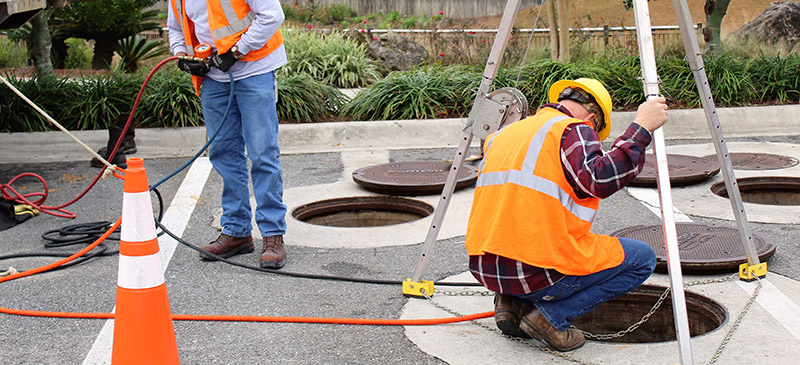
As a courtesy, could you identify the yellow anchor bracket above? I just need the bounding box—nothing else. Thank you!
[402,279,434,298]
[739,262,767,281]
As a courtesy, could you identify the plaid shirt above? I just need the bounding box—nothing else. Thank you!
[469,104,652,295]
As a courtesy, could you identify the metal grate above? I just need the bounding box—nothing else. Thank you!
[629,154,720,187]
[612,223,776,274]
[352,160,478,196]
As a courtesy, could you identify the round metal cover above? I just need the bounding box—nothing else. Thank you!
[629,154,720,187]
[612,223,776,274]
[352,160,478,196]
[702,152,799,170]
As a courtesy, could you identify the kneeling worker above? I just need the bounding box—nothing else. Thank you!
[465,78,669,351]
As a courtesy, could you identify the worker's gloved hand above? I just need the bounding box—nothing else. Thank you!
[208,51,237,72]
[177,59,209,76]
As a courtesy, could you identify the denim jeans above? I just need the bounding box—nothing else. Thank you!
[514,238,656,331]
[201,72,286,238]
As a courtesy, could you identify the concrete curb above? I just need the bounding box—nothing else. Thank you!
[1,104,798,164]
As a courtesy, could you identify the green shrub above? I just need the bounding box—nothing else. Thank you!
[277,73,347,122]
[64,38,92,69]
[281,30,381,88]
[0,74,80,132]
[343,65,480,121]
[66,71,143,130]
[0,36,28,68]
[137,68,203,128]
[116,36,169,73]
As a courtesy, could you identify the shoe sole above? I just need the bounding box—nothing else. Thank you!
[259,258,285,269]
[519,317,585,352]
[495,312,531,338]
[199,242,255,260]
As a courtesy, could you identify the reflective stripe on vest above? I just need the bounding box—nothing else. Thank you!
[476,115,597,223]
[212,1,256,40]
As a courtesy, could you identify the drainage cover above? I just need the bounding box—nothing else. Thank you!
[711,176,800,205]
[352,160,478,196]
[572,284,726,343]
[629,154,720,187]
[702,152,799,170]
[611,223,776,274]
[292,196,433,228]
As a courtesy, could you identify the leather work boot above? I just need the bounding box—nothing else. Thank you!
[199,233,254,260]
[519,307,586,352]
[494,294,531,338]
[260,235,286,269]
[91,114,136,169]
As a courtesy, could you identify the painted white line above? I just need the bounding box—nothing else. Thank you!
[736,278,800,340]
[82,158,212,364]
[626,187,695,223]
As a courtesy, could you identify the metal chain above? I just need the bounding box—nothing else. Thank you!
[428,272,757,363]
[573,286,671,340]
[422,290,597,365]
[706,275,763,364]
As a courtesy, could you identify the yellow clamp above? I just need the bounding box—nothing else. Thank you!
[403,279,434,298]
[739,262,767,281]
[13,204,39,217]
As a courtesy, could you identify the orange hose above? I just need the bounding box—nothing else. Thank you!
[0,217,494,326]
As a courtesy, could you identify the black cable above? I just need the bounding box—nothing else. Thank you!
[155,214,481,287]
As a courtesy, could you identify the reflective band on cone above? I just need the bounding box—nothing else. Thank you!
[112,158,179,364]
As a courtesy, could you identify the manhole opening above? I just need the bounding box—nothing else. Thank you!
[711,176,800,206]
[572,285,727,343]
[292,196,434,228]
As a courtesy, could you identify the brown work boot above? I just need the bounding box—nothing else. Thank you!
[519,307,585,351]
[494,294,531,338]
[200,233,254,260]
[260,235,286,269]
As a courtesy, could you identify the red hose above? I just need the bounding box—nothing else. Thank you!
[2,57,180,219]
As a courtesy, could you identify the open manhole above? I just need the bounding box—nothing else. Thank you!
[703,152,799,170]
[612,223,776,274]
[629,154,720,187]
[352,160,478,196]
[711,176,800,205]
[292,196,434,228]
[572,284,727,343]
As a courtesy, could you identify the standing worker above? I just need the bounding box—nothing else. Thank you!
[168,0,288,269]
[465,78,668,351]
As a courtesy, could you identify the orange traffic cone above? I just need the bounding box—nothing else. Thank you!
[111,158,179,364]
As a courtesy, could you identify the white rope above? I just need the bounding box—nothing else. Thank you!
[0,74,120,174]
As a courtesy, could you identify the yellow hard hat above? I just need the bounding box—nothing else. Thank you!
[548,78,612,140]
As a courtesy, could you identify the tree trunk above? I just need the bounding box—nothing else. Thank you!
[29,10,54,79]
[92,38,117,70]
[556,0,570,62]
[703,0,730,54]
[546,0,558,61]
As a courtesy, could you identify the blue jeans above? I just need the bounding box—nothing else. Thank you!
[514,238,656,330]
[201,72,286,238]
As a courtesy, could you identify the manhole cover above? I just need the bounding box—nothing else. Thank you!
[292,196,433,228]
[611,223,776,274]
[629,154,720,187]
[352,160,478,196]
[702,152,799,170]
[711,176,800,205]
[573,284,726,343]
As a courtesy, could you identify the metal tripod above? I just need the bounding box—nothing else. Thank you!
[405,1,764,362]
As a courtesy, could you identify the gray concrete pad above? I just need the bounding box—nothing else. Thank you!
[1,104,800,364]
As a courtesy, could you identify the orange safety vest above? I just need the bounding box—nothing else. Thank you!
[465,107,624,276]
[170,0,284,95]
